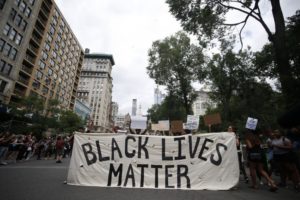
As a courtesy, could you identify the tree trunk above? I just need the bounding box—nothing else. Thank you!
[271,0,296,109]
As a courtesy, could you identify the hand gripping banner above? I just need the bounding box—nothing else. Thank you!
[67,132,239,190]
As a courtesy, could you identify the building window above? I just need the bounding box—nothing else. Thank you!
[14,0,20,6]
[3,43,12,56]
[0,0,6,9]
[38,60,46,70]
[24,7,31,17]
[0,39,4,51]
[41,51,48,61]
[9,9,17,20]
[9,48,17,60]
[8,28,17,41]
[20,20,27,31]
[35,70,43,80]
[19,1,26,12]
[44,42,50,51]
[15,33,22,45]
[14,14,22,26]
[0,60,12,75]
[42,86,48,94]
[32,80,40,89]
[48,68,53,76]
[49,25,55,35]
[49,59,55,67]
[3,23,11,36]
[28,0,35,6]
[0,79,7,93]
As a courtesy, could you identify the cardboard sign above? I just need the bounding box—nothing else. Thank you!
[131,116,147,129]
[67,132,239,190]
[171,120,183,133]
[151,123,161,131]
[158,120,170,131]
[245,117,258,130]
[203,113,221,126]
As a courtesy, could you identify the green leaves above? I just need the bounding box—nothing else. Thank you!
[147,31,205,115]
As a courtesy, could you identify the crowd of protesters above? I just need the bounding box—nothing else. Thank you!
[229,126,300,192]
[0,131,74,165]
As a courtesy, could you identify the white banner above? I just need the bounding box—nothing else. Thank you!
[67,132,239,190]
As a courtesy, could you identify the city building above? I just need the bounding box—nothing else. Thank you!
[76,49,115,132]
[154,86,165,105]
[111,101,118,124]
[192,90,215,116]
[74,98,91,121]
[0,0,84,110]
[132,98,137,116]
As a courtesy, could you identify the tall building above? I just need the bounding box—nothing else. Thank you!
[192,90,215,116]
[111,101,118,124]
[154,86,165,105]
[0,0,84,110]
[132,98,137,116]
[77,49,115,132]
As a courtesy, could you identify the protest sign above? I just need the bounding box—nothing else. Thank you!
[131,116,147,129]
[67,132,239,190]
[203,113,221,126]
[184,115,200,130]
[151,123,161,131]
[245,117,258,130]
[171,120,183,133]
[158,120,170,131]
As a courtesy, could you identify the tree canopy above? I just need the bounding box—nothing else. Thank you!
[147,31,205,115]
[166,0,299,109]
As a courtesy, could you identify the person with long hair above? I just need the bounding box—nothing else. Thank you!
[245,131,278,192]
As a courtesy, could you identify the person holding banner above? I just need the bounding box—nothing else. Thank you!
[245,132,278,191]
[228,126,249,184]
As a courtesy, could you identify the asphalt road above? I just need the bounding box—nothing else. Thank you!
[0,158,299,200]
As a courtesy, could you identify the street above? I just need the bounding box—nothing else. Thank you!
[0,158,299,200]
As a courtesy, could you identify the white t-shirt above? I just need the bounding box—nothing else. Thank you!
[271,137,290,155]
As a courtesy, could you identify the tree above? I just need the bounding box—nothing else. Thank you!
[254,10,300,107]
[59,110,83,133]
[205,40,256,124]
[166,0,297,108]
[148,94,187,123]
[147,31,205,115]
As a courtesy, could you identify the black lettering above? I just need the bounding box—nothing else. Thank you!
[81,143,96,165]
[151,165,163,188]
[165,165,175,188]
[137,164,148,187]
[198,138,213,161]
[162,138,173,160]
[177,165,190,188]
[174,137,186,160]
[210,143,228,166]
[138,136,149,159]
[124,164,135,187]
[96,140,109,161]
[125,136,136,158]
[188,135,201,158]
[111,138,122,160]
[107,163,123,186]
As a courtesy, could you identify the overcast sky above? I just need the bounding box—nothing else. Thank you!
[55,0,299,115]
